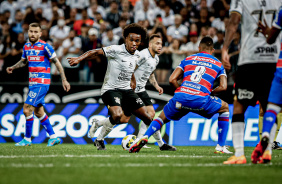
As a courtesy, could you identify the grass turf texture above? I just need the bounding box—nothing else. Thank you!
[0,143,281,184]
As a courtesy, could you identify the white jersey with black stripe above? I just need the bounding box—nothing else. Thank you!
[134,48,159,93]
[101,44,141,95]
[230,0,282,66]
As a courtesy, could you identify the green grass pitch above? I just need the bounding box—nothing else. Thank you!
[0,143,281,184]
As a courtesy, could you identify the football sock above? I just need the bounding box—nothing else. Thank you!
[39,113,55,137]
[137,121,147,138]
[153,130,164,147]
[25,114,34,139]
[144,117,164,138]
[258,115,263,140]
[218,112,229,146]
[97,117,110,127]
[265,123,277,154]
[262,104,281,137]
[232,114,245,157]
[97,119,115,140]
[274,112,282,141]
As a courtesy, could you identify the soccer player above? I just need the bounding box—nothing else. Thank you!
[129,36,231,154]
[68,23,154,150]
[221,0,281,164]
[6,23,70,146]
[90,34,176,151]
[252,6,282,163]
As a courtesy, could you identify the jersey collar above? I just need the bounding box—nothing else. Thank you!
[123,44,135,55]
[200,51,210,55]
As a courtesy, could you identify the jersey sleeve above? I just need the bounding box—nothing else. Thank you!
[44,43,56,59]
[136,50,146,66]
[176,59,186,71]
[229,0,242,16]
[217,64,227,78]
[273,6,282,29]
[102,45,117,58]
[21,45,27,59]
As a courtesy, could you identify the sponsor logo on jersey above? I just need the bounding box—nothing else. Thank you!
[254,46,277,54]
[45,46,52,56]
[180,87,200,95]
[28,91,37,98]
[183,81,201,90]
[238,89,254,100]
[136,98,143,104]
[192,61,212,68]
[29,72,38,78]
[118,70,131,81]
[191,56,216,63]
[29,56,41,61]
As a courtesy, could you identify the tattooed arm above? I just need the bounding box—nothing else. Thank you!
[51,57,71,92]
[149,73,163,95]
[67,49,104,66]
[6,58,28,74]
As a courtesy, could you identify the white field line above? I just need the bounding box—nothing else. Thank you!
[0,154,226,159]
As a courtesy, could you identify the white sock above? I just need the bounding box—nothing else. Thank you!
[50,134,57,139]
[24,137,31,142]
[232,122,245,157]
[97,117,110,127]
[265,123,277,154]
[97,120,114,140]
[153,130,164,147]
[137,121,147,138]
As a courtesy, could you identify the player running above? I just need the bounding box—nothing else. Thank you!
[221,0,282,164]
[252,6,282,164]
[90,34,176,151]
[6,23,70,146]
[68,23,154,150]
[129,36,231,154]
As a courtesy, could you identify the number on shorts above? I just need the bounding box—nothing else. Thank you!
[190,66,206,83]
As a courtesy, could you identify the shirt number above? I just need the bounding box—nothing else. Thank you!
[190,66,206,83]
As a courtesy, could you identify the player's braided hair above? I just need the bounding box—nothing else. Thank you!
[123,23,147,42]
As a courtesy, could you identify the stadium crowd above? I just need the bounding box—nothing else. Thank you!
[0,0,239,85]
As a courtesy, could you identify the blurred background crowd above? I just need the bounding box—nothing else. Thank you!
[0,0,240,87]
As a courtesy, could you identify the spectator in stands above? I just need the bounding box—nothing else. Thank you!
[179,7,190,27]
[167,39,187,71]
[41,27,53,45]
[196,7,211,35]
[183,31,200,56]
[106,1,120,29]
[23,6,37,24]
[65,8,77,28]
[0,22,10,42]
[198,25,209,40]
[21,22,28,41]
[162,5,175,27]
[207,26,218,42]
[58,0,71,20]
[66,0,90,12]
[135,0,155,26]
[87,1,106,20]
[79,24,89,50]
[113,18,127,38]
[49,18,71,42]
[120,0,134,23]
[211,8,226,32]
[134,0,156,12]
[3,10,12,24]
[73,8,94,35]
[0,0,17,23]
[102,29,119,47]
[213,30,224,60]
[34,7,44,23]
[11,10,23,36]
[167,14,188,43]
[61,29,82,82]
[0,34,12,82]
[184,0,198,23]
[169,0,184,14]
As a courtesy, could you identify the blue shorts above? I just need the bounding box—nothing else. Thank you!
[25,86,49,107]
[163,95,222,121]
[268,74,282,105]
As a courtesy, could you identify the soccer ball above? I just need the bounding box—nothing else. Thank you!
[121,135,137,151]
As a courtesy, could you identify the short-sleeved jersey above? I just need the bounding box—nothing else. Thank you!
[273,5,282,78]
[175,52,226,100]
[101,44,141,95]
[230,0,282,66]
[134,48,159,93]
[22,40,56,88]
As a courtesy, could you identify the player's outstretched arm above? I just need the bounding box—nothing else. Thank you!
[149,73,163,95]
[222,12,241,70]
[258,20,281,45]
[52,57,70,92]
[67,49,104,66]
[212,75,227,94]
[6,58,27,74]
[169,67,183,90]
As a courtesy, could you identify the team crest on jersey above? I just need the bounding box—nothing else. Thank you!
[114,97,121,104]
[28,91,37,98]
[175,102,182,109]
[35,50,40,55]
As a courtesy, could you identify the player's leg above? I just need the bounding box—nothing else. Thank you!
[215,100,232,154]
[15,103,35,146]
[273,112,282,149]
[258,104,264,140]
[34,106,60,146]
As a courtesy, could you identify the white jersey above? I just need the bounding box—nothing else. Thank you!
[134,49,159,93]
[230,0,282,66]
[101,44,141,95]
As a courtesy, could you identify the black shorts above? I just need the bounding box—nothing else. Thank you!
[235,63,276,111]
[102,89,145,116]
[136,91,153,106]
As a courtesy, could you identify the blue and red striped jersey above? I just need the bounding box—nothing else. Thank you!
[175,52,226,98]
[21,40,56,87]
